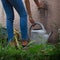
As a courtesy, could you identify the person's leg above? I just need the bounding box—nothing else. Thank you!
[8,0,28,46]
[1,0,14,42]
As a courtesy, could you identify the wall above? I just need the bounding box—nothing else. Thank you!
[0,0,60,43]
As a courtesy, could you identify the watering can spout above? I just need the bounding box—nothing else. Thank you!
[48,32,53,39]
[43,32,53,41]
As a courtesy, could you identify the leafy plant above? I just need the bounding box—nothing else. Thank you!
[0,24,8,47]
[0,24,60,60]
[58,29,60,43]
[0,43,60,60]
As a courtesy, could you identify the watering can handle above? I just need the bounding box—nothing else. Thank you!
[29,22,46,31]
[28,22,46,40]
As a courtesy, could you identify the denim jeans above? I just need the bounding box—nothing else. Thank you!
[1,0,28,42]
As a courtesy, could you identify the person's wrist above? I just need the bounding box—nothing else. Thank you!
[29,14,32,18]
[29,17,33,20]
[29,15,33,20]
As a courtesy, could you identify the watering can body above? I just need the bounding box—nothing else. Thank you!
[29,22,52,44]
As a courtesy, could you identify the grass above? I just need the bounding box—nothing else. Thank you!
[0,42,60,60]
[0,24,60,60]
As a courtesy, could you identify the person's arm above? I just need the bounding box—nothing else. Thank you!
[34,0,45,9]
[34,0,40,8]
[25,0,35,24]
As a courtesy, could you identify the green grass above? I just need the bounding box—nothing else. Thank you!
[0,43,60,60]
[0,24,60,60]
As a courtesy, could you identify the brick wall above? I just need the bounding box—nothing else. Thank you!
[0,0,60,43]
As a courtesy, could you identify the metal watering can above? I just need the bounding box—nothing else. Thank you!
[29,22,52,44]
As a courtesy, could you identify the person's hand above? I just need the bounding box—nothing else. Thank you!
[38,1,48,10]
[29,17,35,25]
[40,1,45,8]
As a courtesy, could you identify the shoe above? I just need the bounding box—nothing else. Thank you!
[22,40,28,47]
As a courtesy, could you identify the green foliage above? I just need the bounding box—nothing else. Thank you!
[0,25,8,47]
[0,24,60,60]
[0,43,60,60]
[58,29,60,43]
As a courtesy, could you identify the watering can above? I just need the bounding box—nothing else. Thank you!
[29,22,52,44]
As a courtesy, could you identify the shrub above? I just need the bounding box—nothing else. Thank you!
[0,24,60,60]
[0,24,8,47]
[0,43,60,60]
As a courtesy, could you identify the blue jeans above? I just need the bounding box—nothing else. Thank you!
[1,0,28,42]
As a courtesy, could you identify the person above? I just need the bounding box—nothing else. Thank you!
[1,0,35,47]
[25,0,48,30]
[25,0,41,23]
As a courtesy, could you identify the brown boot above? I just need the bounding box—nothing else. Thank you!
[22,40,28,47]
